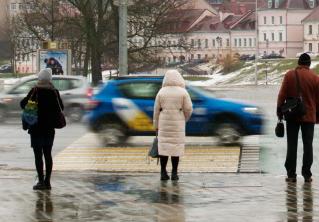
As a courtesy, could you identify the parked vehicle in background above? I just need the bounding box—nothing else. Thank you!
[0,64,13,73]
[0,75,92,122]
[85,76,264,146]
[261,53,285,59]
[240,54,255,61]
[296,51,318,58]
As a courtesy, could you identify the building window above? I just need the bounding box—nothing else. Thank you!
[11,3,16,10]
[234,39,237,47]
[198,39,201,49]
[309,43,313,52]
[239,39,242,47]
[205,39,208,48]
[264,33,267,41]
[268,0,272,8]
[212,39,216,47]
[197,54,201,59]
[272,16,274,24]
[309,25,313,35]
[191,54,194,59]
[249,38,252,47]
[279,32,283,41]
[205,54,208,60]
[272,33,275,41]
[226,39,230,47]
[244,38,247,47]
[191,39,194,48]
[309,0,315,8]
[280,16,283,24]
[264,16,267,25]
[254,38,256,46]
[19,3,23,10]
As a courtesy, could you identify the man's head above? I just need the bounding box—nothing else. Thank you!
[298,53,311,67]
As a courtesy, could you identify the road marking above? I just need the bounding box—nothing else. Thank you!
[54,146,240,172]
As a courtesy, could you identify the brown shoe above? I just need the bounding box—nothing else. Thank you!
[285,177,297,183]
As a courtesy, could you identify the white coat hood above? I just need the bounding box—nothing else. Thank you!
[162,69,185,88]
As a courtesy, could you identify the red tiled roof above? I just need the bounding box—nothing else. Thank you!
[302,5,319,22]
[162,9,207,33]
[231,11,256,31]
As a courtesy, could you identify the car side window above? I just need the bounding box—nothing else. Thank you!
[9,79,37,94]
[118,82,162,99]
[69,79,83,90]
[52,79,70,91]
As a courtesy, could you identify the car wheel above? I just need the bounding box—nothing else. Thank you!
[97,123,128,146]
[215,123,242,146]
[67,105,84,122]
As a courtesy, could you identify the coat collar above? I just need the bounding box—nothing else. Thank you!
[296,65,310,70]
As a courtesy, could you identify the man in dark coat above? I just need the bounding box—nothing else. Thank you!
[277,53,319,183]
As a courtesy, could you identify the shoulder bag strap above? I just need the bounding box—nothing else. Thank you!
[295,69,302,99]
[30,87,38,102]
[53,90,63,112]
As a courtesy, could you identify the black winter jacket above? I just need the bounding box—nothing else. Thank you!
[20,86,64,135]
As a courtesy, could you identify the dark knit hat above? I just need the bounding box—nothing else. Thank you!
[298,53,311,66]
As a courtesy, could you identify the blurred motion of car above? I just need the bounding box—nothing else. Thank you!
[85,76,264,146]
[296,51,318,58]
[0,75,92,122]
[0,64,13,73]
[261,53,285,59]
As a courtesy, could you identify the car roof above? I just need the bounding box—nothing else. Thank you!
[18,75,87,82]
[114,75,164,80]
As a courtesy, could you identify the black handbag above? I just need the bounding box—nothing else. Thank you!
[280,70,306,120]
[54,90,66,129]
[148,134,159,158]
[275,120,284,137]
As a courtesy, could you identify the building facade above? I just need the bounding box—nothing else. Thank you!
[258,0,318,57]
[302,6,319,53]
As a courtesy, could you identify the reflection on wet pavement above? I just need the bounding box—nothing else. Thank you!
[34,191,53,222]
[0,171,318,221]
[286,182,314,222]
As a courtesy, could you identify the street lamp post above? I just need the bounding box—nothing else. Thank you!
[114,0,133,76]
[254,0,258,85]
[216,36,221,62]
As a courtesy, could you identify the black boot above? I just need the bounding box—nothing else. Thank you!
[171,171,179,181]
[33,181,46,190]
[161,170,170,181]
[44,177,51,190]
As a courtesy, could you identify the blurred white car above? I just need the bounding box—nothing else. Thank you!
[296,51,318,58]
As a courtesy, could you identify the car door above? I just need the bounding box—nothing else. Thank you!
[6,79,37,116]
[185,87,210,136]
[116,81,162,133]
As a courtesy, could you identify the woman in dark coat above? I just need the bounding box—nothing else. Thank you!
[21,68,64,190]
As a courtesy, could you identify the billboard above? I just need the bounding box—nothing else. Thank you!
[37,49,72,75]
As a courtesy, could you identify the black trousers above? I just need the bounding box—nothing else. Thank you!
[160,156,179,173]
[31,134,54,183]
[285,121,314,178]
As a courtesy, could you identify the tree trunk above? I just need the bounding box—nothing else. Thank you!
[91,41,102,85]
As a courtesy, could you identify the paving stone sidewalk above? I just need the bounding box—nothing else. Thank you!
[0,170,317,222]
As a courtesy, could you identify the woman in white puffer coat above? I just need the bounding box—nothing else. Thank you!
[153,70,193,181]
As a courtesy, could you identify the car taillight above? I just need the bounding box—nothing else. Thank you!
[87,87,93,98]
[87,99,100,110]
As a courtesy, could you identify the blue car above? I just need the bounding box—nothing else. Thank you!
[86,76,263,145]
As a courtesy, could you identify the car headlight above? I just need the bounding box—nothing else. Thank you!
[243,107,261,115]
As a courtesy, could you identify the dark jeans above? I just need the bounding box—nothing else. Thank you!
[160,156,179,174]
[31,134,55,183]
[285,121,314,179]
